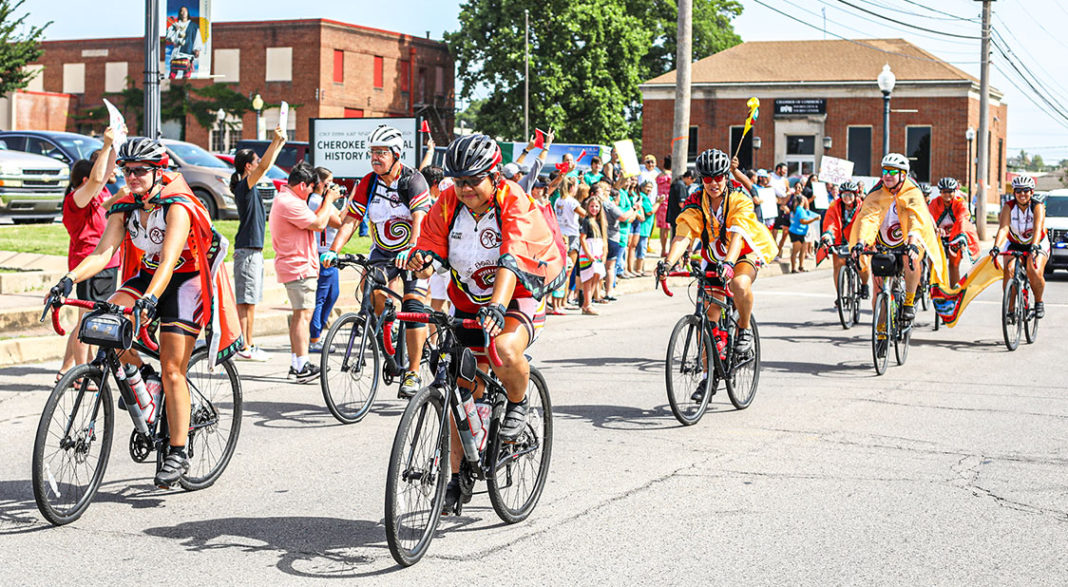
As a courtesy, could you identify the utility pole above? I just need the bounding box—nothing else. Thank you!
[671,0,692,181]
[524,9,530,141]
[143,0,161,139]
[975,0,994,239]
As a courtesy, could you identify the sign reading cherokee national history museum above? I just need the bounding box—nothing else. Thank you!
[309,117,418,179]
[774,99,826,115]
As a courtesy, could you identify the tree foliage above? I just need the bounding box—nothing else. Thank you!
[0,0,49,95]
[446,0,743,144]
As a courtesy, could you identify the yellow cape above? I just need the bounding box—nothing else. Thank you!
[931,255,1001,328]
[848,178,948,287]
[676,189,777,263]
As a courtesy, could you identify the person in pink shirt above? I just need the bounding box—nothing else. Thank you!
[57,126,122,385]
[268,162,340,382]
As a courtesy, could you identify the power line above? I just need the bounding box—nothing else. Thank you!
[988,42,1068,131]
[751,0,979,64]
[851,0,978,23]
[812,0,978,48]
[1006,0,1068,53]
[988,36,1068,121]
[990,22,1068,102]
[833,0,981,40]
[898,0,979,22]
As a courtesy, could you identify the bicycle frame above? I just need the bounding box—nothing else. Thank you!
[660,268,744,381]
[336,255,413,377]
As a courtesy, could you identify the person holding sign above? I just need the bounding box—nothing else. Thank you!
[657,148,777,358]
[322,125,432,398]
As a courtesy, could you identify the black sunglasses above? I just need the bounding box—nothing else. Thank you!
[454,175,489,190]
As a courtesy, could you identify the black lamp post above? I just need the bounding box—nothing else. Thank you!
[877,64,896,156]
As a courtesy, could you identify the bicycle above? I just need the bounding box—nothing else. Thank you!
[383,309,552,567]
[33,296,242,525]
[863,246,914,375]
[931,237,961,332]
[999,250,1041,351]
[319,254,435,424]
[831,245,862,329]
[658,263,761,426]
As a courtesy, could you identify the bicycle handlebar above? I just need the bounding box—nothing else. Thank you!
[42,296,159,352]
[657,270,734,298]
[391,311,503,368]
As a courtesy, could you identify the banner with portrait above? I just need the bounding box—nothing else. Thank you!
[165,0,212,79]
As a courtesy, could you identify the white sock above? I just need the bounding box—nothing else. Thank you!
[291,354,302,370]
[297,355,309,370]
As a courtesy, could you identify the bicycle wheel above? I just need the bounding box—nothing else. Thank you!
[180,350,242,490]
[32,365,113,525]
[1001,280,1022,351]
[1023,285,1039,344]
[894,311,911,366]
[836,265,851,329]
[385,385,449,567]
[726,319,760,410]
[851,269,862,326]
[871,293,890,375]
[918,259,931,311]
[321,312,380,424]
[488,366,553,524]
[664,315,713,425]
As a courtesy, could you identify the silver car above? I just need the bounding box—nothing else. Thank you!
[0,149,70,222]
[159,139,238,220]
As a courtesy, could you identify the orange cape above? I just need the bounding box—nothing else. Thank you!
[821,197,863,245]
[849,178,948,287]
[415,179,566,300]
[109,172,242,368]
[675,188,778,262]
[928,194,980,262]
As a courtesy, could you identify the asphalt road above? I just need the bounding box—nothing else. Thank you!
[1,269,1066,583]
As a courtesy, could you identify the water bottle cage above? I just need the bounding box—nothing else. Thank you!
[456,347,478,383]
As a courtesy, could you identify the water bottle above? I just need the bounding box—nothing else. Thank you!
[474,401,491,451]
[125,364,159,425]
[454,386,482,461]
[116,364,150,435]
[715,329,728,360]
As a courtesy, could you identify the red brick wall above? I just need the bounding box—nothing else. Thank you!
[13,91,72,131]
[29,19,454,147]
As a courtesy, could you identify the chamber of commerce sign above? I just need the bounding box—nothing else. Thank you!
[774,99,826,115]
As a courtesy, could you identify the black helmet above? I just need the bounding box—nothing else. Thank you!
[694,148,730,178]
[117,137,169,168]
[937,177,959,191]
[443,134,501,178]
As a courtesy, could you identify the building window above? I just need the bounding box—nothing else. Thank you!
[786,134,816,176]
[729,126,753,171]
[997,138,1004,191]
[399,60,411,92]
[24,64,44,92]
[373,56,384,88]
[104,62,127,93]
[344,108,364,118]
[62,63,85,94]
[210,118,242,153]
[906,126,931,183]
[419,67,427,104]
[333,50,344,84]
[847,126,873,177]
[214,49,240,83]
[687,125,699,161]
[435,65,445,96]
[265,47,292,82]
[264,106,297,141]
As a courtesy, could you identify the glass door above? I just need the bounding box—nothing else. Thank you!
[785,134,815,176]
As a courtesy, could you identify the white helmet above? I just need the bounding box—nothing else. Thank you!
[881,153,910,172]
[368,125,404,156]
[1011,175,1036,190]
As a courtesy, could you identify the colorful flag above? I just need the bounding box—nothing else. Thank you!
[930,256,1002,327]
[534,129,546,149]
[419,120,430,133]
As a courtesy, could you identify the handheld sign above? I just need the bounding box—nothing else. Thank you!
[613,139,641,177]
[278,101,289,133]
[817,155,854,186]
[103,99,127,145]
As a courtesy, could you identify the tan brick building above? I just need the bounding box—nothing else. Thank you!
[20,18,454,148]
[641,39,1007,199]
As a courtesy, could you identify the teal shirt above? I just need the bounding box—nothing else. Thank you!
[617,189,634,244]
[638,193,656,237]
[583,172,604,186]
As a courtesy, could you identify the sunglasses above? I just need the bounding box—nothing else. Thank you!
[881,169,903,176]
[702,174,727,184]
[1013,188,1033,194]
[453,175,488,190]
[121,166,155,178]
[368,148,392,158]
[940,189,954,194]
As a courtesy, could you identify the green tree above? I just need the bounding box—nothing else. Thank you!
[0,0,49,95]
[1030,154,1045,172]
[633,0,744,81]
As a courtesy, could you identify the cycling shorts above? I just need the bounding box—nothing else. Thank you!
[369,249,428,296]
[452,298,545,353]
[117,270,202,337]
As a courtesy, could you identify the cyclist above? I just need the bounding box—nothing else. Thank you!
[406,134,565,513]
[918,182,933,204]
[929,177,979,286]
[657,148,776,398]
[820,179,869,299]
[848,153,946,324]
[989,175,1048,319]
[322,125,432,398]
[46,137,241,489]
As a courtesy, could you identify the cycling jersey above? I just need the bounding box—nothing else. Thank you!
[849,177,948,287]
[414,179,565,316]
[125,205,198,273]
[674,188,777,265]
[928,194,980,260]
[346,165,431,254]
[820,197,863,245]
[1003,199,1050,255]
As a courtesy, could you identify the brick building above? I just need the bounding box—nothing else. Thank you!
[18,18,454,149]
[640,39,1008,200]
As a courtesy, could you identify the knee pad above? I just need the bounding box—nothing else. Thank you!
[401,298,426,329]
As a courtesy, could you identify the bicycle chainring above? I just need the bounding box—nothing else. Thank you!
[129,430,153,462]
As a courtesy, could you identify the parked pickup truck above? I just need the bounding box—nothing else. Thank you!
[0,149,70,223]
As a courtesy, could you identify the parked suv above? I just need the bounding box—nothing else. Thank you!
[1041,189,1068,274]
[0,130,124,193]
[157,139,238,219]
[233,140,310,172]
[0,149,70,222]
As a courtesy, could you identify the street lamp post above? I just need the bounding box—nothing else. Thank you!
[753,136,761,168]
[877,64,896,156]
[252,94,265,140]
[966,126,976,216]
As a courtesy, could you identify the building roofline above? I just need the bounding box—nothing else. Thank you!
[640,79,1003,100]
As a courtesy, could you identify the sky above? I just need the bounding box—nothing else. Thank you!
[19,0,1068,162]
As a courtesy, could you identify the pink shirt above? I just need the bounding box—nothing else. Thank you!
[268,186,319,284]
